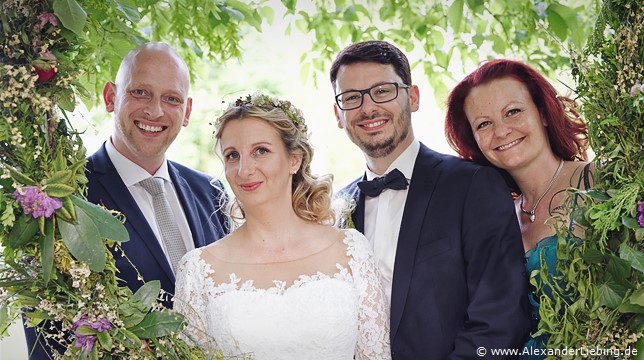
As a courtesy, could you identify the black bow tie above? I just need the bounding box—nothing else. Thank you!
[357,168,409,197]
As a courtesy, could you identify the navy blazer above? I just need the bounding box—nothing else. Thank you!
[84,143,228,299]
[341,143,530,360]
[25,143,227,358]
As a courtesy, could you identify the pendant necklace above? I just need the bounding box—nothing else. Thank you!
[520,158,564,223]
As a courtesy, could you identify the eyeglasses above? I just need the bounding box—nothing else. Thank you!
[335,82,410,110]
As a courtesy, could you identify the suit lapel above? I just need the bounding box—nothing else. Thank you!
[168,163,205,248]
[390,144,442,340]
[91,146,175,282]
[349,176,366,233]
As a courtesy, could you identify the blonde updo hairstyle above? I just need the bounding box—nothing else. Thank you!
[214,98,335,226]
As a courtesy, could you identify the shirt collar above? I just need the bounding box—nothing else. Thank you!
[365,139,420,181]
[105,138,171,187]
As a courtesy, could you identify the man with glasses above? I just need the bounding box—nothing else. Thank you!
[330,40,530,359]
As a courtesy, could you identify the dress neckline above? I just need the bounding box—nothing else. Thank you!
[194,229,359,294]
[206,229,348,265]
[524,235,557,258]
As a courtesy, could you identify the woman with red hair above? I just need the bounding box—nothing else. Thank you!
[445,59,592,358]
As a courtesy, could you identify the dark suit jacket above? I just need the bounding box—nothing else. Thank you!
[84,143,227,299]
[25,143,227,359]
[340,143,530,360]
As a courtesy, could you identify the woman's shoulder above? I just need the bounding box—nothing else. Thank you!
[568,161,595,190]
[199,231,245,263]
[340,229,373,259]
[177,247,212,281]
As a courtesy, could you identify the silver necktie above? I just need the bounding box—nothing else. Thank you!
[139,177,187,272]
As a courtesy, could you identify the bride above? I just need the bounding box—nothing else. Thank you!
[175,92,391,359]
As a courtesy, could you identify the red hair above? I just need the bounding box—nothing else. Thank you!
[445,59,588,167]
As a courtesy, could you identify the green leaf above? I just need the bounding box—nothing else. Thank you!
[129,311,184,339]
[0,176,13,190]
[43,184,75,198]
[635,333,644,355]
[629,287,644,307]
[53,0,88,37]
[6,167,36,185]
[259,5,275,23]
[435,49,450,70]
[112,328,140,349]
[466,0,485,14]
[598,280,627,309]
[619,288,644,314]
[622,215,641,230]
[339,24,350,42]
[571,206,591,227]
[89,343,98,360]
[97,330,113,351]
[343,5,359,22]
[75,325,98,335]
[432,29,445,48]
[223,6,244,21]
[636,228,644,242]
[45,170,73,185]
[130,281,161,309]
[618,301,644,314]
[379,3,394,20]
[282,0,296,12]
[548,9,568,40]
[58,205,106,272]
[490,34,506,54]
[58,196,76,222]
[52,150,67,172]
[38,216,45,237]
[70,196,129,243]
[415,24,428,38]
[41,219,55,284]
[56,88,76,112]
[0,304,10,336]
[8,214,39,248]
[472,34,484,48]
[113,0,141,22]
[584,189,610,201]
[606,254,633,286]
[582,247,604,264]
[447,0,464,31]
[620,242,644,273]
[117,301,148,328]
[1,204,16,228]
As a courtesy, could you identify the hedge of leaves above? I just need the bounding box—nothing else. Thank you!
[0,0,232,358]
[538,0,644,357]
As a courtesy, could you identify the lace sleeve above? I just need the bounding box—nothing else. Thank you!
[345,229,392,360]
[174,249,216,351]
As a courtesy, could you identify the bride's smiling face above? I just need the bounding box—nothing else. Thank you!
[219,116,301,208]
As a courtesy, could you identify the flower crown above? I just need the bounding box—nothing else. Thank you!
[222,91,308,135]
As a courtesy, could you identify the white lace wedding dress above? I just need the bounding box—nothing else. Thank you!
[175,228,391,360]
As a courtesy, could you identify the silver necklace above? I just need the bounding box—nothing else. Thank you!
[520,158,564,223]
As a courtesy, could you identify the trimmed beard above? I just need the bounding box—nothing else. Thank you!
[355,102,411,159]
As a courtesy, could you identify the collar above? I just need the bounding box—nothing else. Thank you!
[105,138,172,187]
[365,139,420,181]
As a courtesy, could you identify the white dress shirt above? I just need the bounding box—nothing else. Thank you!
[105,140,195,269]
[364,139,420,305]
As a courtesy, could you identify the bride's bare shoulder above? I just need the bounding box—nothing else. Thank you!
[201,232,242,260]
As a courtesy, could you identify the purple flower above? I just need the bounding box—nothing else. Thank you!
[638,202,644,227]
[631,83,644,97]
[73,315,112,353]
[74,333,96,353]
[37,13,58,27]
[13,186,62,218]
[93,318,112,332]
